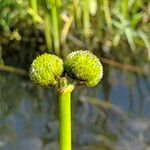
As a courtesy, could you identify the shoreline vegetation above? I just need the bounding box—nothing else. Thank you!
[0,0,149,77]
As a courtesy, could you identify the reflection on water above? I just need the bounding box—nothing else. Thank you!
[0,69,149,150]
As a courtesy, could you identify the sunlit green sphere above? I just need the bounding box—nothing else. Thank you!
[64,50,103,87]
[29,53,63,86]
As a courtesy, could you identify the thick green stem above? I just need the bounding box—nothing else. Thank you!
[59,90,71,150]
[58,78,74,150]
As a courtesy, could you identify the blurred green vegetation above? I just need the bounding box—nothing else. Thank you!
[0,0,149,65]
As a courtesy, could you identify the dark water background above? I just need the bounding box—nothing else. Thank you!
[0,68,149,150]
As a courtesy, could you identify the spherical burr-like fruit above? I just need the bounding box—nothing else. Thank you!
[29,53,63,86]
[64,50,103,87]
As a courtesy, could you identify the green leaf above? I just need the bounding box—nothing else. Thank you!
[125,27,136,51]
[138,31,150,60]
[113,32,121,46]
[131,12,143,27]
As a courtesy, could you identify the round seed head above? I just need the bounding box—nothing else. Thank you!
[64,50,103,87]
[29,53,63,86]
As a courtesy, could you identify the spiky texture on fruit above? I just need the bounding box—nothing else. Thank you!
[29,53,63,86]
[64,50,103,87]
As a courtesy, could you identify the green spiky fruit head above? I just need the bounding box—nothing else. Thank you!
[64,50,103,87]
[29,53,63,86]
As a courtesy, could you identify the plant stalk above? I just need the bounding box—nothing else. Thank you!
[103,0,112,29]
[44,12,52,51]
[29,0,38,23]
[58,78,74,150]
[83,0,90,38]
[97,0,104,40]
[122,0,128,18]
[51,0,60,55]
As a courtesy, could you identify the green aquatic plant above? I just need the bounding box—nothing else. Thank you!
[29,50,103,150]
